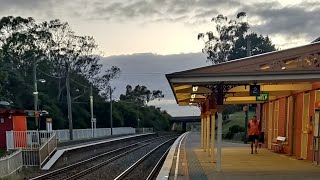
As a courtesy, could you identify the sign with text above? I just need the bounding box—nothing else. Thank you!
[250,85,261,96]
[256,92,269,101]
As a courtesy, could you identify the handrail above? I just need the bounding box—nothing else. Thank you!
[39,131,56,150]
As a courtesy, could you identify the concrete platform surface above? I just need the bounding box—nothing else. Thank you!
[180,132,320,180]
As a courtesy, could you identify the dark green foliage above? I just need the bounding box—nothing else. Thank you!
[198,12,276,64]
[120,85,164,105]
[224,125,245,139]
[0,16,170,132]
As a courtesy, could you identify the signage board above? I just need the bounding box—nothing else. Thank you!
[256,92,269,101]
[250,85,261,96]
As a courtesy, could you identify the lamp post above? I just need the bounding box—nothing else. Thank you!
[109,86,113,136]
[33,56,46,129]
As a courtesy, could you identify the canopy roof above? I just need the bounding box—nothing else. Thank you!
[166,42,320,106]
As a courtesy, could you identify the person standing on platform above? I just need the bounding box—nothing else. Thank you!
[247,115,260,154]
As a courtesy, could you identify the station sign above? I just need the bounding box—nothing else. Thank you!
[25,110,39,117]
[256,92,269,101]
[250,85,261,96]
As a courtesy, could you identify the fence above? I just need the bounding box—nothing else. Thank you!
[136,128,153,134]
[0,150,23,178]
[55,127,136,142]
[6,131,54,150]
[39,132,57,167]
[6,131,57,167]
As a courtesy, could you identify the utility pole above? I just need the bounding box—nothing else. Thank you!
[90,84,95,137]
[244,39,251,144]
[33,57,39,129]
[66,62,73,140]
[90,84,96,137]
[109,87,113,136]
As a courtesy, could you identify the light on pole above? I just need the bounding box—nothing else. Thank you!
[33,57,46,129]
[108,86,113,136]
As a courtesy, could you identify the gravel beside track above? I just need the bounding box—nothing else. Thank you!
[53,134,157,168]
[30,136,167,180]
[78,136,177,180]
[119,139,174,180]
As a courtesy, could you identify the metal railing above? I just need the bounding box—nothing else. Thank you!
[39,132,57,167]
[136,128,153,134]
[55,127,136,142]
[0,150,23,178]
[6,131,54,150]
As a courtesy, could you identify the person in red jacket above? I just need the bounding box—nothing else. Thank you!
[248,115,260,154]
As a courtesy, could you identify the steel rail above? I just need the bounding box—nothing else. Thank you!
[30,136,167,180]
[114,137,176,180]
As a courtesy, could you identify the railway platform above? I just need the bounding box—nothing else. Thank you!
[157,132,320,180]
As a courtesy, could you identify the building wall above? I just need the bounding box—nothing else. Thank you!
[262,89,319,161]
[0,115,13,149]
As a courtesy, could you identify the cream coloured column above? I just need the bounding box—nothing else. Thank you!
[201,114,204,149]
[216,105,223,172]
[211,109,216,162]
[206,111,211,155]
[203,114,207,152]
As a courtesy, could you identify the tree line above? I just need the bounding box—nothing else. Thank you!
[0,16,170,131]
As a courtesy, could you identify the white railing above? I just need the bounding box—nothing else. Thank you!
[136,128,154,134]
[0,150,23,178]
[55,127,136,142]
[6,131,54,150]
[39,132,57,167]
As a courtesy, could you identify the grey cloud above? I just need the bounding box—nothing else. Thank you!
[100,52,208,116]
[80,0,240,24]
[241,1,320,42]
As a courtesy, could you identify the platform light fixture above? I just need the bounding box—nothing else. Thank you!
[282,66,286,70]
[191,94,196,99]
[192,86,198,92]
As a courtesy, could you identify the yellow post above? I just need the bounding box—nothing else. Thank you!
[201,114,204,148]
[203,114,207,152]
[211,109,217,162]
[206,111,211,155]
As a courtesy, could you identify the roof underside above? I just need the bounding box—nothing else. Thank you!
[166,42,320,106]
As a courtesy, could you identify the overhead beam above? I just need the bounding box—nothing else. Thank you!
[225,96,276,102]
[228,84,312,92]
[176,94,206,99]
[175,86,212,94]
[224,101,264,104]
[174,85,192,91]
[225,91,292,97]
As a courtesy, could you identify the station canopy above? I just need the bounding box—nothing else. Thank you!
[166,42,320,106]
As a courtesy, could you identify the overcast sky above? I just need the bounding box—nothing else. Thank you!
[1,0,319,116]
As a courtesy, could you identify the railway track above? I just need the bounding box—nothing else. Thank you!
[30,136,174,180]
[114,139,173,180]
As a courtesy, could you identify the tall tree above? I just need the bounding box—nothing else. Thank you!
[198,12,276,64]
[0,16,120,129]
[119,85,164,105]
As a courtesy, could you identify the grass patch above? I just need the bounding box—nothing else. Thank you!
[0,149,6,158]
[222,111,255,135]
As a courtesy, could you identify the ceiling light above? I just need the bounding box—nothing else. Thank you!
[281,67,286,70]
[191,94,196,99]
[190,98,194,102]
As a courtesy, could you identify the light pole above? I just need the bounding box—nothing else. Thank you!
[66,62,73,140]
[109,86,113,136]
[33,57,46,129]
[90,84,96,137]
